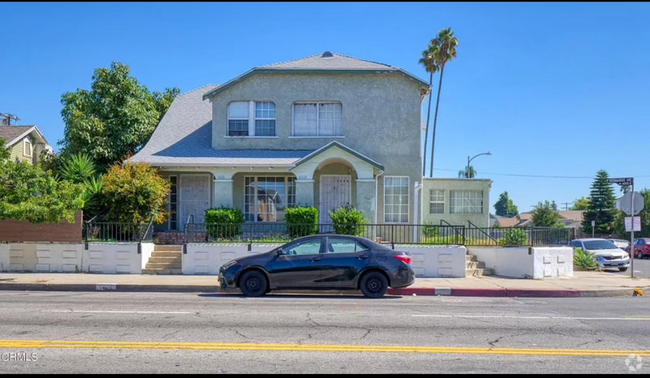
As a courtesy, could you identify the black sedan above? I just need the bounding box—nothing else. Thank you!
[218,234,415,298]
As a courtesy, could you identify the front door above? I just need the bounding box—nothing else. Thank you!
[267,237,325,289]
[319,175,351,227]
[320,236,371,288]
[179,174,211,228]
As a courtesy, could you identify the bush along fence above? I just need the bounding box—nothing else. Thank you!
[181,222,576,247]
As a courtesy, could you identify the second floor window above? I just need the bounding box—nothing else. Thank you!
[293,102,342,136]
[429,189,445,214]
[228,101,276,137]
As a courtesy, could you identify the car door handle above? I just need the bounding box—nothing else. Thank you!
[357,255,368,260]
[309,257,322,262]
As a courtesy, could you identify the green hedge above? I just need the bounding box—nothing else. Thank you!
[204,207,245,239]
[330,205,367,236]
[285,206,319,237]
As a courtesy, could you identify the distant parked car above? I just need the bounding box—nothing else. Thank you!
[625,238,650,259]
[611,239,630,251]
[218,234,415,298]
[570,238,630,272]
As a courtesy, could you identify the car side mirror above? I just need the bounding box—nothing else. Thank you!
[277,248,284,256]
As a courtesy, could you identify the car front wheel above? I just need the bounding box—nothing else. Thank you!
[360,271,388,298]
[639,251,645,259]
[240,270,268,297]
[619,267,628,272]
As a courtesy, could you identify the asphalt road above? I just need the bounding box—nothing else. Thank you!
[0,291,649,374]
[610,257,650,278]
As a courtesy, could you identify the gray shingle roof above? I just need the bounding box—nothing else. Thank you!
[130,85,313,167]
[203,51,429,100]
[261,52,394,70]
[0,126,36,146]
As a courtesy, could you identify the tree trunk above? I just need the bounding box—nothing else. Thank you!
[422,71,434,176]
[429,64,445,177]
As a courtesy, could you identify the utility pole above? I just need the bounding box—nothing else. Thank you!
[561,202,572,211]
[0,113,20,126]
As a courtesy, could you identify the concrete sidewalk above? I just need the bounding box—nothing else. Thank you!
[0,271,648,297]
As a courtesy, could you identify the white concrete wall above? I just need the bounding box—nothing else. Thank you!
[140,243,155,269]
[0,244,9,272]
[83,243,142,274]
[183,243,465,278]
[396,245,466,278]
[183,243,281,275]
[36,244,84,273]
[470,247,573,279]
[532,247,573,278]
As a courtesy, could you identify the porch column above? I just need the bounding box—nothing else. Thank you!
[356,179,376,224]
[212,170,234,208]
[295,179,315,207]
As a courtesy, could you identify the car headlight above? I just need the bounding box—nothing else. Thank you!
[596,255,604,261]
[221,260,238,270]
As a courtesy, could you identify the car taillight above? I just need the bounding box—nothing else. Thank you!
[394,254,411,265]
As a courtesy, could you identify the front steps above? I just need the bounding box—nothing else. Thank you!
[142,245,183,275]
[466,254,491,277]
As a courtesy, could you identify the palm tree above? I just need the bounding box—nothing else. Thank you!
[458,165,477,178]
[418,44,439,177]
[428,27,459,177]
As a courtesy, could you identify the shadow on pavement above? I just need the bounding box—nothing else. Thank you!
[198,292,403,300]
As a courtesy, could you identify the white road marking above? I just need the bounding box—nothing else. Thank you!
[412,314,650,321]
[45,310,192,314]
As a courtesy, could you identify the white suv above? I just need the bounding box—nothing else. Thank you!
[570,238,630,272]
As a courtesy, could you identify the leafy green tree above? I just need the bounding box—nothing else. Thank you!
[531,200,563,227]
[571,196,590,211]
[0,138,10,161]
[59,62,180,171]
[551,200,558,211]
[582,170,616,234]
[458,165,476,178]
[0,138,84,223]
[100,161,171,224]
[418,43,439,176]
[427,27,459,177]
[494,191,519,217]
[57,153,103,218]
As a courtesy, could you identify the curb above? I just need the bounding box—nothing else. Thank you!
[0,283,638,297]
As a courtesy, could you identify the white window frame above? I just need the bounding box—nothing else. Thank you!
[449,190,484,215]
[227,101,277,137]
[23,139,33,157]
[244,176,296,222]
[168,176,178,231]
[429,189,445,214]
[383,176,409,224]
[291,101,343,137]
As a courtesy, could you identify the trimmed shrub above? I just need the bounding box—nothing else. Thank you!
[329,205,367,236]
[204,207,245,239]
[285,206,319,238]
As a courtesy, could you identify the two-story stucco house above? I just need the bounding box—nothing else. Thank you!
[0,124,52,165]
[131,51,430,231]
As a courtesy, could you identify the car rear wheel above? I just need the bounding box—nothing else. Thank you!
[619,267,628,272]
[360,271,388,298]
[240,270,268,297]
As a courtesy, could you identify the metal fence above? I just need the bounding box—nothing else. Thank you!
[84,221,154,244]
[182,222,576,246]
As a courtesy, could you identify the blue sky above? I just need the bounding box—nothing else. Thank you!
[2,2,649,213]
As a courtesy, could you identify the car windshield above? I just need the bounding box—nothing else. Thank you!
[583,240,618,250]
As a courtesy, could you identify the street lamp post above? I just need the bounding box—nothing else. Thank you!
[466,151,491,178]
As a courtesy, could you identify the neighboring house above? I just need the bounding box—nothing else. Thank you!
[494,210,584,229]
[422,178,492,228]
[131,51,431,231]
[0,124,52,165]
